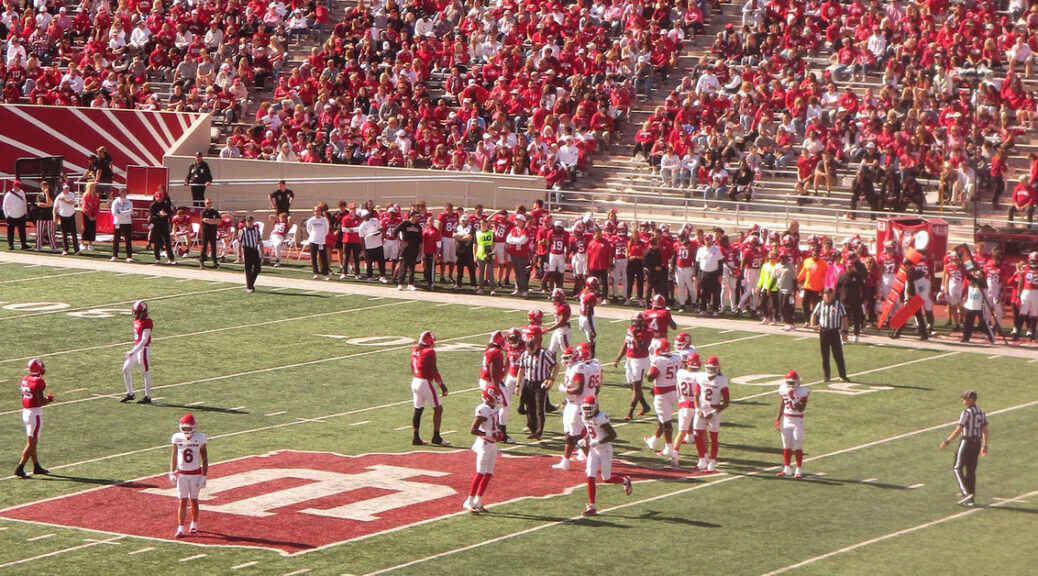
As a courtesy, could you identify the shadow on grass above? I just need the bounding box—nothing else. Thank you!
[862,381,933,391]
[196,530,314,550]
[720,421,755,429]
[723,443,785,455]
[39,473,124,486]
[986,504,1038,514]
[151,402,249,414]
[629,510,722,528]
[484,511,573,523]
[268,291,329,299]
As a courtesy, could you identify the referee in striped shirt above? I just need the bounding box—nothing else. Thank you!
[239,215,263,293]
[939,390,988,506]
[810,288,850,383]
[516,339,558,441]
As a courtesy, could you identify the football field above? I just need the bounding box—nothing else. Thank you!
[0,255,1035,576]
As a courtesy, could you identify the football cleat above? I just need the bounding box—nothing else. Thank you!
[706,459,717,472]
[686,352,702,371]
[137,396,152,404]
[582,504,598,516]
[14,466,28,479]
[26,358,45,376]
[551,287,566,303]
[189,522,198,534]
[119,394,135,403]
[643,435,657,451]
[489,330,506,347]
[418,331,436,347]
[957,493,975,506]
[431,436,452,447]
[527,309,544,325]
[674,332,692,351]
[793,468,802,479]
[705,356,721,377]
[622,476,633,495]
[175,527,186,538]
[32,465,49,475]
[180,413,196,438]
[551,457,571,471]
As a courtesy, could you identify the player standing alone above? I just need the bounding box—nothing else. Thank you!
[410,331,451,446]
[465,386,504,514]
[776,370,809,478]
[169,413,208,537]
[15,359,54,478]
[579,395,632,516]
[122,300,154,404]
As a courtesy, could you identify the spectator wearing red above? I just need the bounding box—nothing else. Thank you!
[1008,175,1036,224]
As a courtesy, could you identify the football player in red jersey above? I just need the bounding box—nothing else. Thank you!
[545,288,572,356]
[578,276,601,355]
[614,312,653,420]
[122,300,154,404]
[465,386,504,514]
[500,328,523,443]
[569,221,591,295]
[544,220,570,292]
[437,203,460,285]
[16,359,54,478]
[645,294,678,354]
[410,331,450,446]
[479,331,506,393]
[523,308,545,348]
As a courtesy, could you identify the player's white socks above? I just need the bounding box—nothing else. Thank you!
[143,371,152,397]
[706,459,717,472]
[463,496,475,511]
[472,496,483,509]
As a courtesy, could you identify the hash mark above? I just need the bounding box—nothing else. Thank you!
[987,355,1000,360]
[64,388,87,393]
[350,421,371,426]
[232,561,261,570]
[368,297,386,301]
[265,411,287,417]
[127,547,155,555]
[294,417,326,424]
[794,336,812,341]
[908,483,925,489]
[619,450,639,456]
[862,478,877,483]
[179,554,207,562]
[470,306,486,311]
[26,534,54,541]
[186,400,206,406]
[719,329,734,334]
[609,318,626,323]
[229,406,246,411]
[435,303,452,307]
[441,430,457,435]
[394,425,411,431]
[175,278,196,283]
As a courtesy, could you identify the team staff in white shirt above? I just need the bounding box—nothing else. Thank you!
[110,187,135,261]
[3,179,29,250]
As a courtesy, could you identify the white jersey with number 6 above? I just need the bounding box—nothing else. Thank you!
[171,432,207,473]
[580,359,603,395]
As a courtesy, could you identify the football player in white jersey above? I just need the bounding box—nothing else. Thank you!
[122,300,154,403]
[692,355,729,472]
[577,342,602,395]
[465,386,504,514]
[672,332,697,365]
[169,413,208,537]
[643,340,681,460]
[776,370,809,478]
[671,352,702,468]
[552,347,587,471]
[578,395,632,516]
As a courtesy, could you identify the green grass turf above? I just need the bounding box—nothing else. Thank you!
[0,261,1035,575]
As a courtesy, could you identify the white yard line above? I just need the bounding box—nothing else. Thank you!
[0,270,96,284]
[179,553,207,562]
[360,397,1038,576]
[0,286,239,323]
[350,421,371,426]
[862,478,877,483]
[25,533,54,541]
[63,388,87,394]
[908,483,925,489]
[232,561,261,570]
[265,411,287,417]
[127,547,155,555]
[0,536,123,569]
[186,400,206,406]
[393,425,412,431]
[759,489,1038,576]
[734,352,960,403]
[0,299,414,366]
[229,406,246,411]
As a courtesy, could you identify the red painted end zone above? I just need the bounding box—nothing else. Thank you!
[0,450,700,555]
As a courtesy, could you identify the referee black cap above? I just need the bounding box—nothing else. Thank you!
[961,390,977,400]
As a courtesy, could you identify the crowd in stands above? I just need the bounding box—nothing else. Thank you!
[625,0,1038,222]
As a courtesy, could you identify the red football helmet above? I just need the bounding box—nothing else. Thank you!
[561,346,577,366]
[482,385,503,407]
[674,332,692,350]
[577,342,593,361]
[705,355,721,377]
[631,311,646,327]
[655,339,670,354]
[27,358,45,376]
[551,287,566,303]
[528,309,544,325]
[651,294,667,309]
[686,352,702,370]
[785,369,800,387]
[580,394,599,419]
[585,276,600,291]
[418,331,436,347]
[489,330,505,347]
[506,327,521,343]
[180,413,197,438]
[132,300,148,318]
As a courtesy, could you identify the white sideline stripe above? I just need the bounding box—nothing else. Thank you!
[368,297,386,301]
[435,303,452,307]
[232,561,260,570]
[350,421,371,426]
[143,276,164,280]
[127,547,155,555]
[758,489,1038,576]
[0,286,239,322]
[0,299,414,366]
[609,318,626,323]
[26,533,54,541]
[440,430,456,435]
[265,411,287,417]
[719,329,734,333]
[0,271,96,284]
[23,264,44,268]
[360,397,1038,576]
[175,278,196,283]
[734,352,960,403]
[180,554,207,562]
[0,536,124,568]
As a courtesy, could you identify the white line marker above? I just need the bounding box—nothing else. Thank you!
[179,554,207,562]
[435,303,452,307]
[265,411,287,417]
[908,483,925,489]
[0,286,240,323]
[175,278,196,283]
[987,355,1000,360]
[186,400,206,406]
[143,276,164,280]
[470,306,486,311]
[294,418,326,424]
[719,329,734,334]
[368,297,386,301]
[63,388,87,394]
[26,533,54,541]
[0,526,7,531]
[0,271,96,284]
[206,280,225,285]
[759,489,1038,576]
[609,318,626,323]
[862,478,877,483]
[23,264,44,268]
[350,421,371,426]
[232,561,260,570]
[619,450,639,456]
[284,570,311,576]
[112,272,135,277]
[0,536,123,568]
[794,336,812,341]
[229,406,246,411]
[441,430,456,435]
[127,547,155,555]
